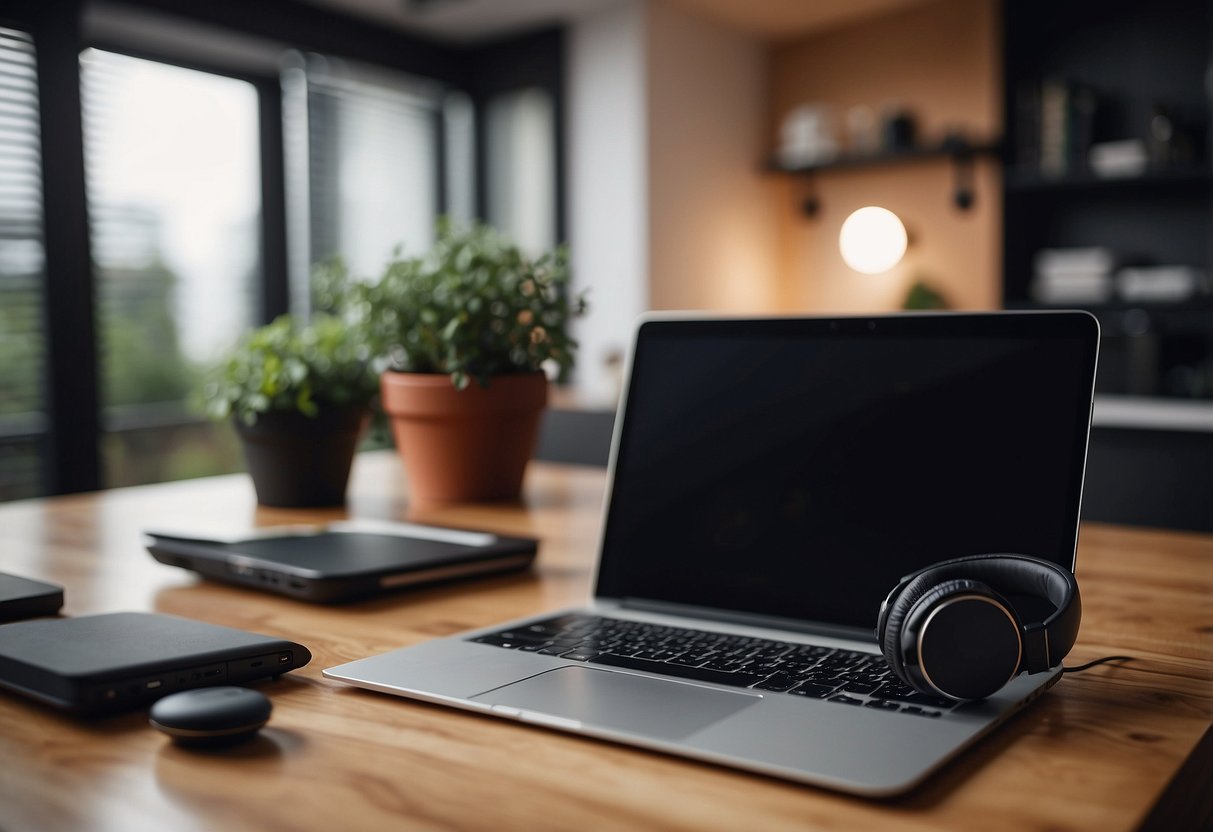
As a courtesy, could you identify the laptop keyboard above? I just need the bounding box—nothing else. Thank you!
[471,614,957,717]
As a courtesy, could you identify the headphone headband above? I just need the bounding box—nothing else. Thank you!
[879,553,1081,678]
[897,553,1075,626]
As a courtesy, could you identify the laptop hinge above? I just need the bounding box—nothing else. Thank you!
[617,598,877,645]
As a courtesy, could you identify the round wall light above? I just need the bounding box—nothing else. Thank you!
[838,206,907,274]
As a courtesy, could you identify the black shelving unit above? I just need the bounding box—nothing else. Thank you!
[1002,0,1213,532]
[1001,0,1213,403]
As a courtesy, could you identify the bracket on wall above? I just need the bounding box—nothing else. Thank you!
[798,176,821,217]
[947,136,978,210]
[769,137,1001,217]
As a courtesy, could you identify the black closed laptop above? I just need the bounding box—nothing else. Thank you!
[146,520,538,602]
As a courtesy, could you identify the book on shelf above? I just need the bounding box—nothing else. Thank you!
[1117,266,1210,303]
[1031,247,1116,304]
[1017,79,1098,177]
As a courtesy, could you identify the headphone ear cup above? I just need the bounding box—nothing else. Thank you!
[900,579,1023,701]
[879,573,945,687]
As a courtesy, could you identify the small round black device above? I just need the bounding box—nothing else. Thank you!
[149,686,272,746]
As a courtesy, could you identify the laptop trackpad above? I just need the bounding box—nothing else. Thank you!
[470,666,759,740]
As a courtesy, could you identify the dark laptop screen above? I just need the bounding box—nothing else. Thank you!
[595,313,1099,635]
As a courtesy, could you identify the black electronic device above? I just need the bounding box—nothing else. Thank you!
[0,572,64,622]
[876,553,1081,701]
[150,686,272,746]
[145,520,538,603]
[0,612,311,713]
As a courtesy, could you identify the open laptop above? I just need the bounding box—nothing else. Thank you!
[325,311,1100,796]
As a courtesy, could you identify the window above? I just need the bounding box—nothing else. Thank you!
[486,87,556,254]
[443,91,476,227]
[0,26,47,500]
[284,55,441,299]
[0,8,564,501]
[80,49,261,486]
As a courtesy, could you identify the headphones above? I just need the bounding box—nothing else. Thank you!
[876,553,1081,702]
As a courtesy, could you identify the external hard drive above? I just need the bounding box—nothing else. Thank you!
[0,612,311,713]
[0,572,64,622]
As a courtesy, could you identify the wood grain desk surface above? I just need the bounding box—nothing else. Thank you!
[0,450,1209,832]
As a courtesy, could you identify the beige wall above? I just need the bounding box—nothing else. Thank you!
[574,0,1001,366]
[769,0,1001,312]
[646,2,781,312]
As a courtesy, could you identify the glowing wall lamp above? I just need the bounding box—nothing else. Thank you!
[838,206,907,274]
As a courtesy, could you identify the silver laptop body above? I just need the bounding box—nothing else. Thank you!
[326,311,1100,796]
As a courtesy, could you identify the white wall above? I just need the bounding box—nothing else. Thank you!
[566,0,776,401]
[566,1,649,403]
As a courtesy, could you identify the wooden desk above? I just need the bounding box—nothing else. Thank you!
[1,451,1210,831]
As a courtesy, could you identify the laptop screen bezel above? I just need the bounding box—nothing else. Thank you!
[589,311,1100,641]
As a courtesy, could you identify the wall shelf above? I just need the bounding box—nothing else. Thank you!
[767,139,1001,176]
[768,139,1002,215]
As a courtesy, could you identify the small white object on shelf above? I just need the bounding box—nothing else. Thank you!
[1030,247,1116,303]
[1089,139,1148,178]
[1034,247,1115,276]
[1030,273,1114,304]
[1117,266,1210,303]
[778,104,839,167]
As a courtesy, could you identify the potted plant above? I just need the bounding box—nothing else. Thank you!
[201,313,379,507]
[334,220,587,504]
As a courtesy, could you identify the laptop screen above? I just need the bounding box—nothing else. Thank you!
[594,313,1099,636]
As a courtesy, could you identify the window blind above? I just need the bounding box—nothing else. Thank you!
[0,26,48,500]
[283,54,442,299]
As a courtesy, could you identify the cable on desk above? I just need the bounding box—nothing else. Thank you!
[1063,655,1135,674]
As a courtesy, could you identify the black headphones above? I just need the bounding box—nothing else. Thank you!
[876,553,1081,702]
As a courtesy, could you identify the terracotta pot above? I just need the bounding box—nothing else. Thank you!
[234,405,366,507]
[380,371,548,504]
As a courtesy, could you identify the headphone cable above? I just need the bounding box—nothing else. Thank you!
[1063,655,1135,673]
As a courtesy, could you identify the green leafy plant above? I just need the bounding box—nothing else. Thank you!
[903,279,950,310]
[334,220,588,390]
[201,313,378,425]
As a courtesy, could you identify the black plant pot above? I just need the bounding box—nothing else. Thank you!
[234,405,367,507]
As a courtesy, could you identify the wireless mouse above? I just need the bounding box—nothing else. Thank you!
[149,686,272,746]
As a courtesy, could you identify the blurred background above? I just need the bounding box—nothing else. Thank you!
[1,0,1209,528]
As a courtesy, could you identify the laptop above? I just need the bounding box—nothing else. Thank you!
[144,520,538,602]
[325,311,1100,796]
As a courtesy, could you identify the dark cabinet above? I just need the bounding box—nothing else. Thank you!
[1001,0,1213,402]
[1002,0,1213,530]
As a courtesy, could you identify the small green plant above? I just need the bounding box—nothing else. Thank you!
[333,220,588,390]
[201,313,378,425]
[903,279,949,310]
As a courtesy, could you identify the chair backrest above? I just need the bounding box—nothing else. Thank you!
[533,407,614,467]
